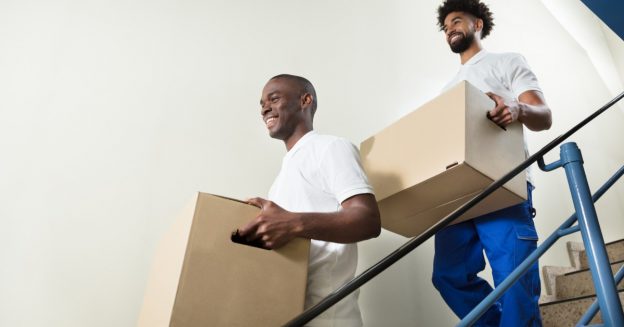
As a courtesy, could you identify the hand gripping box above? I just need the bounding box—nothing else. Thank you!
[360,81,527,237]
[138,192,310,327]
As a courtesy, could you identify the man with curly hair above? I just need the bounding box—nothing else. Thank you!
[432,0,552,326]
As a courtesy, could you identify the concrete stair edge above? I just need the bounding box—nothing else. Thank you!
[540,239,624,327]
[540,289,624,326]
[579,239,624,269]
[542,265,577,296]
[554,260,624,300]
[567,241,585,269]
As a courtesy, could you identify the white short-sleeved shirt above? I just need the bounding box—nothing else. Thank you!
[268,131,374,327]
[442,50,542,99]
[443,49,543,182]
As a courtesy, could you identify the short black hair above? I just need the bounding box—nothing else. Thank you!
[270,74,318,116]
[437,0,494,39]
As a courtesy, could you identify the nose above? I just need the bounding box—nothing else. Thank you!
[261,104,271,117]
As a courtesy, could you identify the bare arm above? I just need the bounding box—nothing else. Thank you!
[487,90,552,131]
[238,193,381,250]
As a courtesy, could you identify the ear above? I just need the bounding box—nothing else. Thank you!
[301,93,313,112]
[474,18,484,33]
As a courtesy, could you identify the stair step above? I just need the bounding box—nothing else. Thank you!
[542,265,577,296]
[555,260,624,300]
[540,290,624,327]
[567,241,585,269]
[579,239,624,269]
[567,239,624,269]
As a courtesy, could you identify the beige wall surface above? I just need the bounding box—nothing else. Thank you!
[0,1,622,326]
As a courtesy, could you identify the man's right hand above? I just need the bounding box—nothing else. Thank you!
[486,92,520,128]
[237,197,303,250]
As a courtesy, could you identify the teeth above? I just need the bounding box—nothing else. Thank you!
[450,34,461,43]
[266,117,276,126]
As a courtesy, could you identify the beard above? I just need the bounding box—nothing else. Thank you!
[449,32,474,53]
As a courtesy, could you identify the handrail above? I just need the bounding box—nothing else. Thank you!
[283,91,624,326]
[459,163,624,326]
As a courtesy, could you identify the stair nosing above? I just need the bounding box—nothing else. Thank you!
[562,259,624,276]
[540,289,624,307]
[603,239,624,247]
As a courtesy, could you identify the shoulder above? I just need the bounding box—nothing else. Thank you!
[497,52,531,67]
[309,132,340,144]
[484,51,526,64]
[312,133,357,153]
[306,133,358,161]
[486,52,534,79]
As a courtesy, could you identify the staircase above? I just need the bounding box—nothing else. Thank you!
[540,239,624,326]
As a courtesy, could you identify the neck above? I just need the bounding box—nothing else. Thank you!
[459,41,483,64]
[284,125,313,151]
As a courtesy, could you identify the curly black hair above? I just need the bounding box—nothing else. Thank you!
[437,0,495,39]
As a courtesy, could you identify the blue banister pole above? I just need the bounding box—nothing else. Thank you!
[560,142,624,327]
[458,153,624,326]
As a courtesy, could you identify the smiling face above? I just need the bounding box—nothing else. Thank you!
[259,77,313,148]
[443,11,481,53]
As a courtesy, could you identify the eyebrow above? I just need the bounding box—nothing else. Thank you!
[443,16,462,30]
[260,91,279,106]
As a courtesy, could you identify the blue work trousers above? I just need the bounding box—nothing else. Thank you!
[432,184,541,327]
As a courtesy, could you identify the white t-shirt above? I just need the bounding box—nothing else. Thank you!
[442,49,542,99]
[443,49,543,183]
[268,131,374,327]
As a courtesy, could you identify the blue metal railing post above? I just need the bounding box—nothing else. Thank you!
[458,164,624,326]
[560,142,624,326]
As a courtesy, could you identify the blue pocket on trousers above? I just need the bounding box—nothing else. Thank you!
[515,225,538,241]
[514,224,539,267]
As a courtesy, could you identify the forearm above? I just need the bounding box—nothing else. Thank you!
[518,102,552,131]
[240,194,381,249]
[294,205,381,243]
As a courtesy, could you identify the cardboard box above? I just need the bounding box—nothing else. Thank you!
[138,192,310,327]
[360,81,527,237]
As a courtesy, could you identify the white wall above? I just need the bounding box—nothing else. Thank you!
[0,1,622,326]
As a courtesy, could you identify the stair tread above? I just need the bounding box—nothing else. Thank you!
[540,290,624,327]
[553,259,624,300]
[605,239,624,247]
[541,240,624,326]
[579,239,624,268]
[542,265,577,296]
[563,259,624,276]
[540,289,624,307]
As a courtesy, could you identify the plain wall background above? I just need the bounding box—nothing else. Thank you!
[1,0,622,326]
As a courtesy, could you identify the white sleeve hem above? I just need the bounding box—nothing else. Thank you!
[337,186,375,205]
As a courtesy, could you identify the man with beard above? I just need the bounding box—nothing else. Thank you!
[238,74,381,326]
[432,1,552,326]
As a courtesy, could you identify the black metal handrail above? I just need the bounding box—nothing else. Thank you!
[283,91,624,326]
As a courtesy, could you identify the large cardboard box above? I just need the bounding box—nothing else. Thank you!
[138,192,310,327]
[360,81,527,237]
